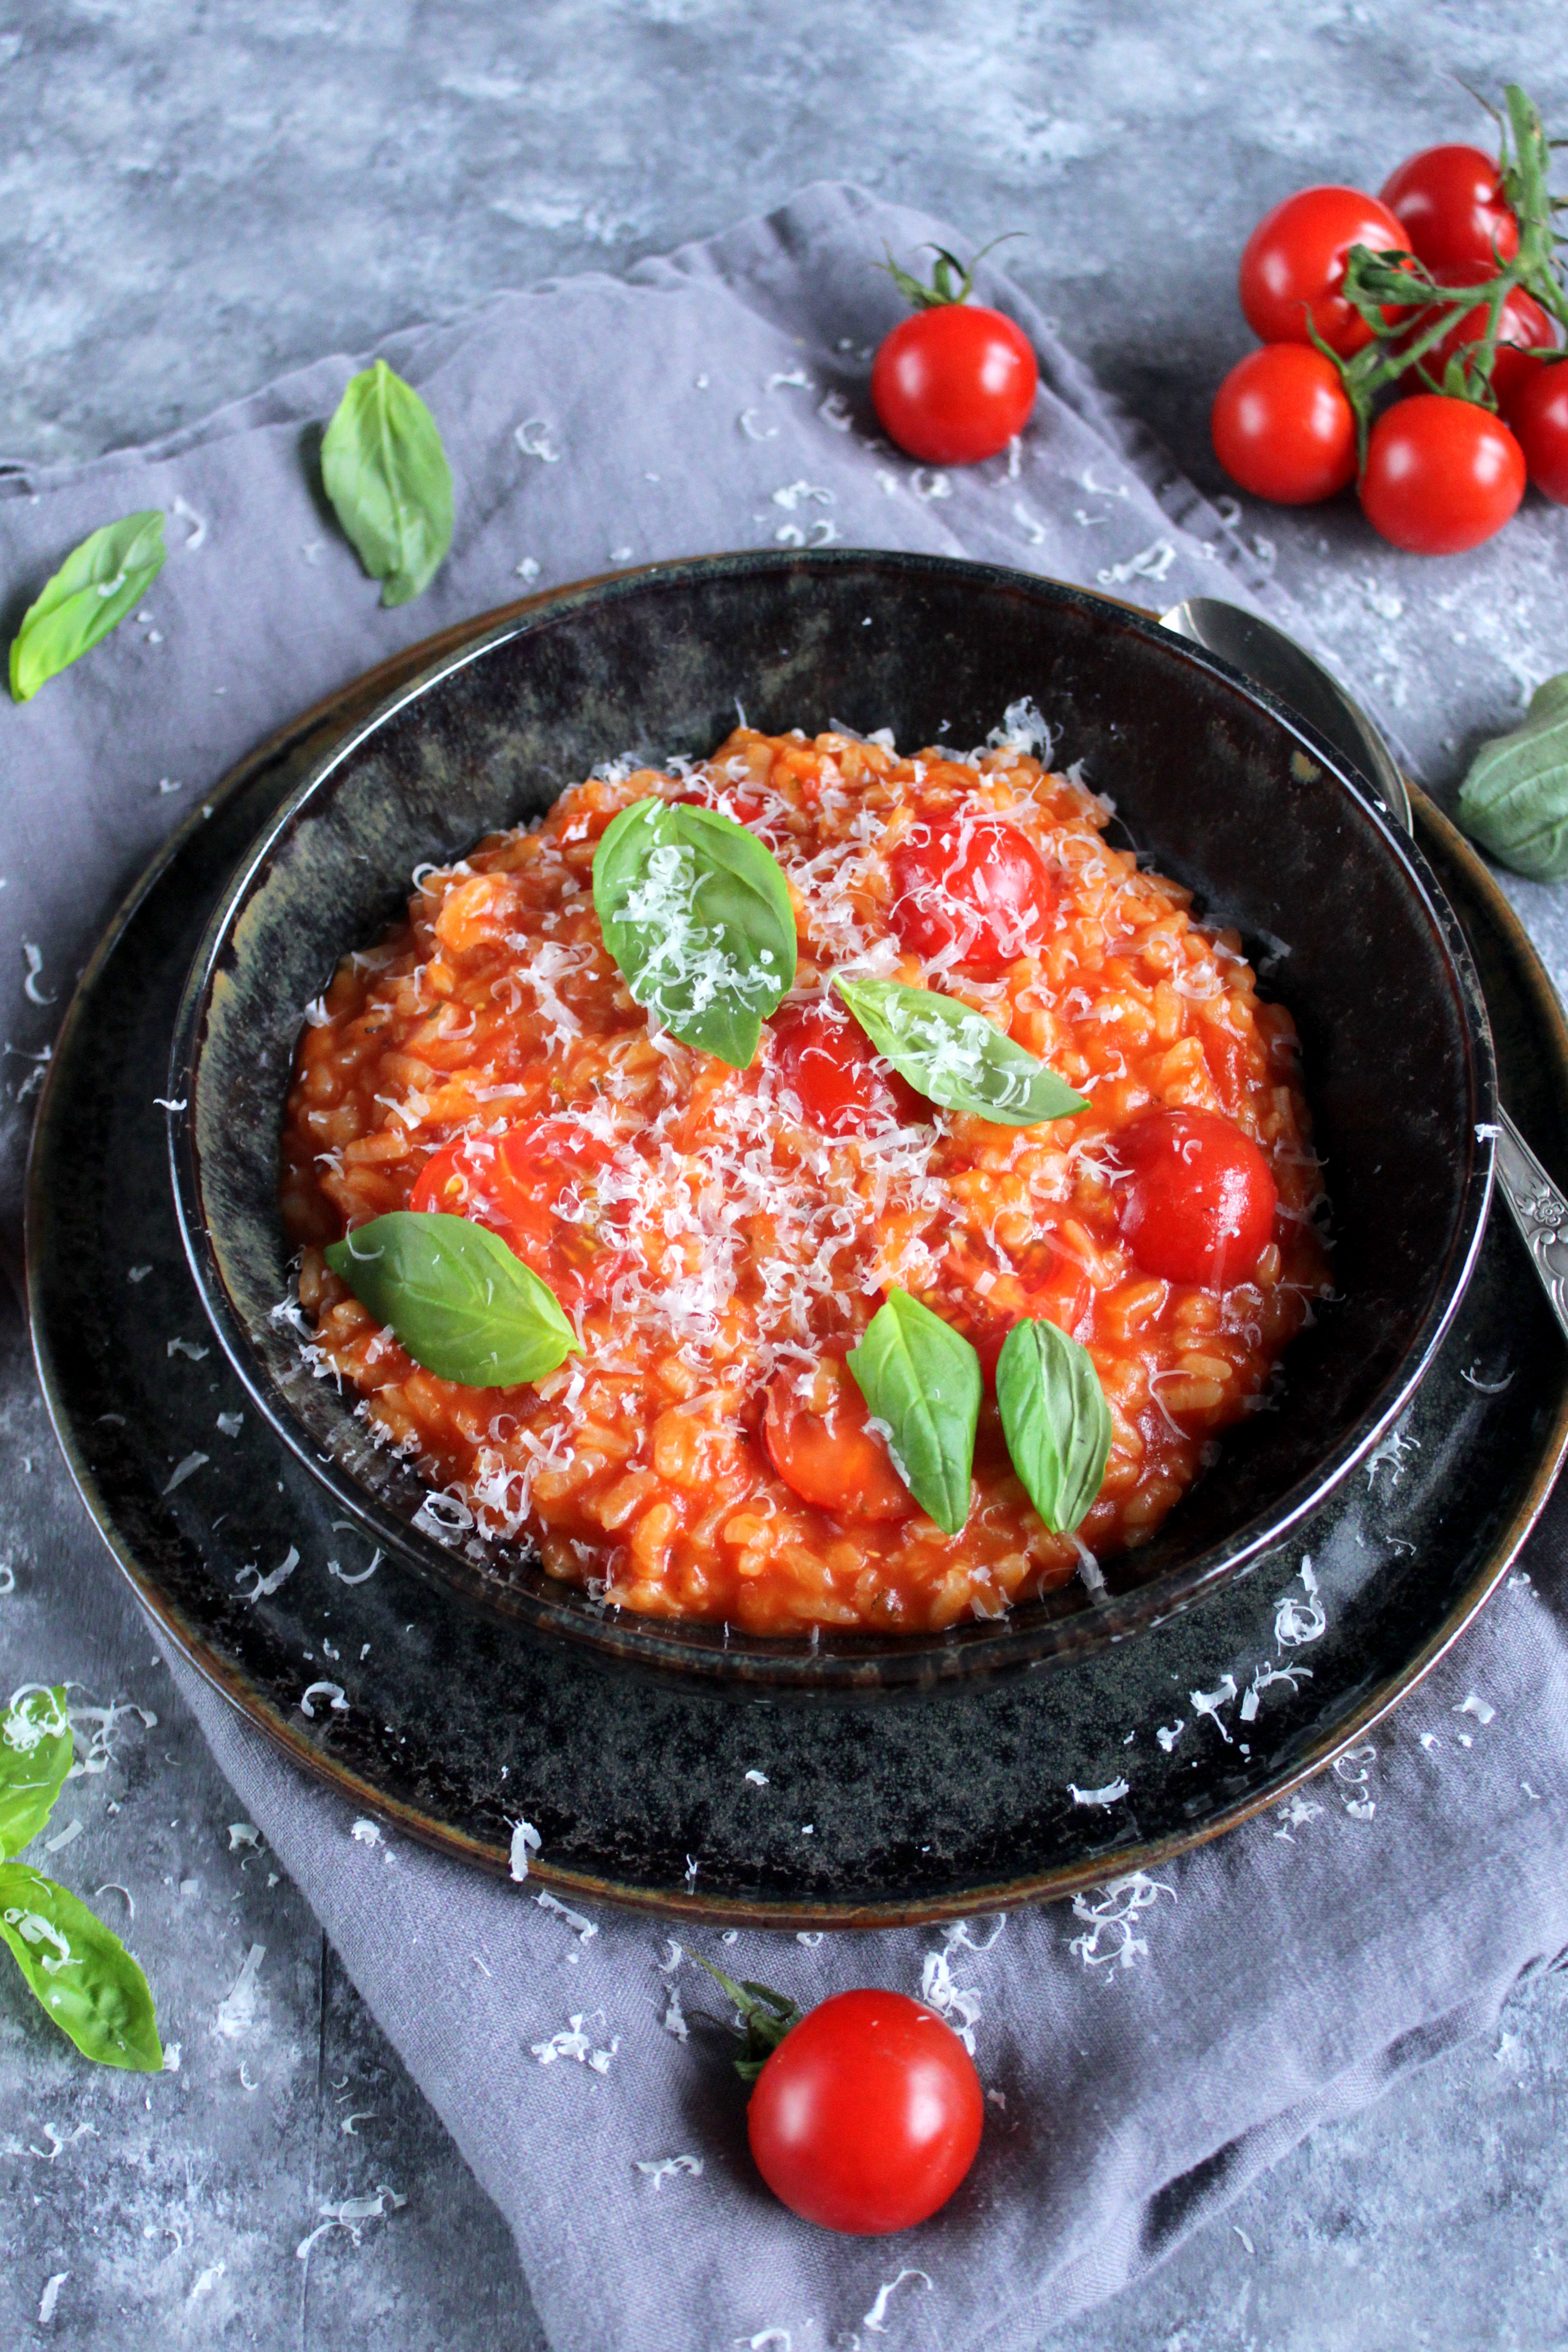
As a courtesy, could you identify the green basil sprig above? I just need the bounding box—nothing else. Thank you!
[593,798,797,1068]
[833,974,1088,1127]
[1457,673,1568,881]
[996,1317,1112,1535]
[0,1687,162,2070]
[321,359,454,607]
[9,511,166,703]
[848,1288,982,1535]
[324,1210,578,1387]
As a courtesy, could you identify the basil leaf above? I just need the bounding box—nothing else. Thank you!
[1457,673,1568,881]
[833,975,1088,1128]
[8,511,166,703]
[321,359,454,608]
[0,1862,162,2071]
[323,1211,578,1387]
[0,1687,73,1862]
[593,797,797,1068]
[847,1288,981,1536]
[996,1317,1112,1535]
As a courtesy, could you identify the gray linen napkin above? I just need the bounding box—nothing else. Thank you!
[5,182,1568,2349]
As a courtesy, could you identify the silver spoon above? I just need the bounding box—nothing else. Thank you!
[1160,594,1568,1345]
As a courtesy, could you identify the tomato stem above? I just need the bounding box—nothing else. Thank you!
[881,235,1023,313]
[683,1947,803,2082]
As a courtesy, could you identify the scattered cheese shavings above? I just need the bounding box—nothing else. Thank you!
[1068,1871,1175,1971]
[236,1546,299,1602]
[295,2184,407,2259]
[172,492,207,548]
[38,2274,68,2325]
[530,2012,619,2072]
[510,1819,542,1882]
[662,1984,688,2041]
[744,1769,769,1787]
[1274,1558,1325,1650]
[42,1818,81,1854]
[162,1451,209,1494]
[634,2153,704,2188]
[1460,1364,1514,1395]
[215,1411,244,1437]
[1273,1791,1324,1842]
[1456,1692,1496,1725]
[1240,1661,1312,1720]
[216,1943,266,2038]
[863,2269,933,2333]
[351,1818,382,1846]
[190,2262,225,2299]
[536,1889,598,1941]
[162,2042,181,2071]
[22,942,54,1006]
[919,1940,984,2050]
[1156,1720,1185,1752]
[298,1681,347,1720]
[1190,1676,1239,1743]
[1364,1426,1420,1489]
[228,1823,261,1851]
[328,1548,383,1587]
[1069,1778,1129,1807]
[1097,537,1176,585]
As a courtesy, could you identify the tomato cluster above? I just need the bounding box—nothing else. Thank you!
[1211,87,1568,554]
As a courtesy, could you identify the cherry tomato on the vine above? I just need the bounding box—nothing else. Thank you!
[1379,144,1519,275]
[888,815,1055,970]
[1359,394,1526,554]
[1210,344,1357,504]
[872,305,1038,466]
[1117,1109,1278,1289]
[769,999,923,1137]
[1238,186,1406,356]
[762,1349,913,1522]
[1397,263,1557,409]
[1508,358,1568,504]
[747,1989,984,2234]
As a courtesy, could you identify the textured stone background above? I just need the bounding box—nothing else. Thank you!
[4,2,1568,2346]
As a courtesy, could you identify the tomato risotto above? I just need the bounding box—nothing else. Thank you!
[281,721,1329,1634]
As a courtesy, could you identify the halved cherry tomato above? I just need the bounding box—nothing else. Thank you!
[1117,1109,1277,1289]
[1210,344,1357,504]
[410,1117,625,1301]
[888,815,1055,970]
[1508,358,1568,503]
[769,1000,922,1135]
[671,782,771,828]
[762,1350,912,1521]
[871,303,1038,466]
[1359,394,1526,555]
[748,1989,984,2235]
[1380,143,1519,275]
[1238,186,1406,356]
[1396,264,1556,409]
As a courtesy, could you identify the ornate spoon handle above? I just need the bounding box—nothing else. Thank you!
[1494,1108,1568,1345]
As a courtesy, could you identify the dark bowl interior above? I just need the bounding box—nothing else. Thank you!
[170,551,1495,1696]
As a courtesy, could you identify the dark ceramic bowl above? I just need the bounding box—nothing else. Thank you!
[169,550,1496,1696]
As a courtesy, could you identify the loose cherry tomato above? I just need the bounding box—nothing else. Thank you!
[872,305,1038,466]
[747,1989,984,2235]
[410,1118,624,1301]
[1380,143,1519,275]
[769,1000,922,1135]
[1508,358,1568,503]
[1117,1109,1277,1289]
[1396,264,1556,409]
[1238,185,1406,356]
[889,815,1055,970]
[762,1349,913,1522]
[1210,344,1357,504]
[1359,394,1526,554]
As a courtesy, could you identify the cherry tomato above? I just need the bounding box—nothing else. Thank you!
[762,1350,912,1522]
[410,1118,624,1301]
[1117,1109,1277,1289]
[1397,264,1556,409]
[889,815,1055,970]
[965,1241,1093,1382]
[1508,358,1568,504]
[747,1989,984,2235]
[1379,143,1519,275]
[1238,186,1406,356]
[769,1000,922,1136]
[671,782,771,829]
[1359,394,1526,554]
[1210,344,1357,504]
[871,304,1038,466]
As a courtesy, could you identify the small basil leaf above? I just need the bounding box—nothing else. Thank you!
[833,975,1088,1127]
[0,1687,73,1863]
[0,1862,162,2071]
[320,359,454,608]
[323,1211,578,1387]
[996,1316,1112,1535]
[593,797,797,1068]
[9,511,166,703]
[847,1288,981,1536]
[1457,673,1568,881]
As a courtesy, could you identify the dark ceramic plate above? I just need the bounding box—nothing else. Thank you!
[23,645,1568,1922]
[170,554,1494,1695]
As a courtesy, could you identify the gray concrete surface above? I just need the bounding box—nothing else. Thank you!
[5,2,1568,2344]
